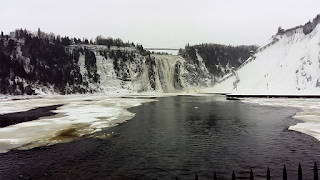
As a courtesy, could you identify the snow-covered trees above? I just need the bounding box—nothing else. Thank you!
[180,43,258,77]
[84,48,99,83]
[277,26,285,35]
[95,35,131,48]
[0,30,87,94]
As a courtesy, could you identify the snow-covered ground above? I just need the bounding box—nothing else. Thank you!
[202,23,320,95]
[242,98,320,141]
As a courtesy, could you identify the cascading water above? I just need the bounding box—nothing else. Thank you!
[80,48,210,93]
[152,55,185,92]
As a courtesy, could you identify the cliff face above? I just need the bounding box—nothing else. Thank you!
[0,29,256,95]
[0,31,213,95]
[179,43,258,81]
[303,14,320,35]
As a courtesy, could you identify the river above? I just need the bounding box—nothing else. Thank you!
[1,95,320,179]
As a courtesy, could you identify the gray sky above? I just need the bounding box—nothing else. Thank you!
[1,0,320,48]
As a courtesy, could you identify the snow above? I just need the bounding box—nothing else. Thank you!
[2,91,320,154]
[195,49,210,75]
[0,95,155,153]
[0,89,217,153]
[73,47,198,93]
[242,98,320,142]
[69,45,136,53]
[3,21,320,153]
[197,24,320,142]
[78,53,87,77]
[95,52,122,90]
[202,24,320,95]
[150,50,179,55]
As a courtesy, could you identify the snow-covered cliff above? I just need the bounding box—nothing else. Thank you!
[0,34,213,95]
[205,14,320,95]
[1,28,259,95]
[73,45,212,94]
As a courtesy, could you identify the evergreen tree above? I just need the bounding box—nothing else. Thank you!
[37,28,41,38]
[277,26,285,34]
[84,38,89,44]
[61,36,71,46]
[56,35,61,45]
[73,37,77,44]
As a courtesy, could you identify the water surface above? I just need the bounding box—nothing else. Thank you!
[105,95,320,179]
[1,95,320,180]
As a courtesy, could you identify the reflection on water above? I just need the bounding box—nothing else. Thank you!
[103,95,320,179]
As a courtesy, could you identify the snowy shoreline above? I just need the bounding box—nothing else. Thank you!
[1,93,320,153]
[242,98,320,141]
[0,94,160,153]
[0,91,216,153]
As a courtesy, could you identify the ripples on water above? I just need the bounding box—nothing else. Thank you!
[105,95,320,179]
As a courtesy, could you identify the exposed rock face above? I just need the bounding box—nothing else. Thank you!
[303,14,320,35]
[173,62,183,89]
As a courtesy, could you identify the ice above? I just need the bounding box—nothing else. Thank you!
[3,92,319,154]
[0,95,155,153]
[242,98,320,141]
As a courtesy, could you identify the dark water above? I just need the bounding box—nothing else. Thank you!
[102,95,320,179]
[2,95,320,180]
[0,105,62,127]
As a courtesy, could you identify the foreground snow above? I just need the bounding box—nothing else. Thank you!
[0,95,156,153]
[0,90,208,153]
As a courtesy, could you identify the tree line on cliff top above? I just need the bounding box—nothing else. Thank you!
[0,28,257,94]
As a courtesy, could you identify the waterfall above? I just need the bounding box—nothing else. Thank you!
[88,51,187,93]
[152,55,185,92]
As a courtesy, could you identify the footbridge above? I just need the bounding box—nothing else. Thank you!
[144,48,180,51]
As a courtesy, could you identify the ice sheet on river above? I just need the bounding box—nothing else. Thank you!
[0,95,155,153]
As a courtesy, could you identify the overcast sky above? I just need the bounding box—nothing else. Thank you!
[1,0,320,48]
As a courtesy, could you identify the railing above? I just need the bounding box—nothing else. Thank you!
[156,162,318,180]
